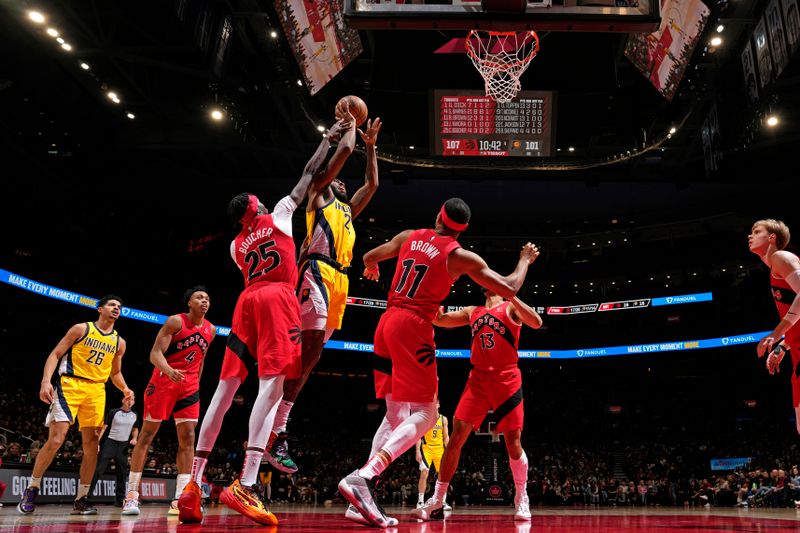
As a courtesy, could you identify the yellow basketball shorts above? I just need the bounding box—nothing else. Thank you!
[420,446,443,473]
[298,259,349,331]
[46,376,106,429]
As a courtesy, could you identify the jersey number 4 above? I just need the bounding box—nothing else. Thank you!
[245,241,281,282]
[395,259,429,299]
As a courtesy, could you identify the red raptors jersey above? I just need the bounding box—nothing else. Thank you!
[469,302,522,368]
[160,314,214,374]
[233,213,298,288]
[387,228,461,321]
[772,273,798,320]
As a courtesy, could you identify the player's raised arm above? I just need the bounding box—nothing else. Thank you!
[363,229,415,280]
[150,315,186,383]
[39,323,87,404]
[758,250,800,357]
[509,297,543,329]
[288,119,351,206]
[349,117,383,219]
[433,306,475,328]
[449,243,539,299]
[309,111,357,194]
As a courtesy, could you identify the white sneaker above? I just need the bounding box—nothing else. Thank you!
[416,501,424,509]
[443,501,452,512]
[514,495,531,521]
[344,503,399,527]
[412,497,444,521]
[121,491,141,515]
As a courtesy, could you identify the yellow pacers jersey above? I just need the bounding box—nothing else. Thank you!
[306,197,356,268]
[422,415,445,449]
[58,322,119,383]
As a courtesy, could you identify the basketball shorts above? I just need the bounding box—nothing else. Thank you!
[220,282,302,382]
[46,376,105,429]
[373,307,438,403]
[144,373,200,423]
[298,259,349,331]
[455,366,524,433]
[420,445,443,472]
[786,329,800,408]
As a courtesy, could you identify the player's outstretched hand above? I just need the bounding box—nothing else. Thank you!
[328,118,353,143]
[364,265,380,281]
[767,345,785,375]
[39,381,54,404]
[520,242,540,264]
[358,117,382,146]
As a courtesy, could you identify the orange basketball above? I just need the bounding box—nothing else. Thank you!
[336,95,368,127]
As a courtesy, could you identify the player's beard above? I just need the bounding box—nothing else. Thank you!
[332,187,349,204]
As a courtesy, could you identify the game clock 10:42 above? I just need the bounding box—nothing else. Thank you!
[431,90,556,157]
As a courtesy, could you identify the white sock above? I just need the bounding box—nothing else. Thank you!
[273,400,294,434]
[175,474,191,499]
[76,484,90,500]
[196,378,241,452]
[510,450,529,498]
[127,472,142,493]
[434,480,449,502]
[418,492,425,503]
[358,401,437,479]
[240,450,264,487]
[191,457,208,485]
[30,476,42,489]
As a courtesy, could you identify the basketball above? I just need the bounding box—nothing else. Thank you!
[336,95,368,127]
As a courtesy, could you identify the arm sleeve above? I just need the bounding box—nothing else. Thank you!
[271,196,298,237]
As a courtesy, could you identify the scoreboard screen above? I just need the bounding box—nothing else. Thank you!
[432,89,556,157]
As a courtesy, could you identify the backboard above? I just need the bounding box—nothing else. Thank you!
[344,0,661,33]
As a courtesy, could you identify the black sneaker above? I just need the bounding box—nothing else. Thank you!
[71,496,98,515]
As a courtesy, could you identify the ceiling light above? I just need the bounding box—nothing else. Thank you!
[56,37,65,44]
[317,125,325,132]
[568,146,575,152]
[409,145,415,150]
[80,62,90,70]
[107,91,118,100]
[61,43,72,51]
[126,112,135,119]
[716,24,724,33]
[270,30,278,39]
[710,37,722,47]
[669,127,677,134]
[296,79,303,86]
[28,11,46,24]
[766,115,779,127]
[46,28,59,37]
[210,109,224,121]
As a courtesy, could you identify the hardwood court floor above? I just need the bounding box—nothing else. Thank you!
[2,503,799,532]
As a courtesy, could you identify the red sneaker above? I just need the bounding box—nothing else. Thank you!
[177,480,204,524]
[220,479,278,526]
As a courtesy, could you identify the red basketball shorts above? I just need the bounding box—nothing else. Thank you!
[455,366,524,433]
[786,328,800,408]
[373,307,438,403]
[220,283,302,381]
[144,372,200,422]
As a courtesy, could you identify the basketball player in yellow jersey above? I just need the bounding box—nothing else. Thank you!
[415,403,450,510]
[267,107,383,472]
[18,295,133,516]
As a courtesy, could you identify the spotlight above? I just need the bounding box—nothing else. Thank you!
[61,43,72,51]
[766,115,779,127]
[126,112,135,119]
[56,37,65,44]
[568,146,575,152]
[46,28,58,37]
[270,30,278,39]
[409,145,415,150]
[710,36,722,47]
[716,24,724,33]
[210,109,224,121]
[80,62,90,70]
[296,79,303,86]
[107,91,118,100]
[317,125,325,132]
[669,127,677,134]
[28,11,46,24]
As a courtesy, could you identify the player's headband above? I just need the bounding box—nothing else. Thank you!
[240,194,259,226]
[440,204,468,232]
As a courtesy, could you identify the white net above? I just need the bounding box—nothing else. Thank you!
[465,31,540,103]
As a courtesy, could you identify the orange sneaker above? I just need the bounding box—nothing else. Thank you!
[220,479,278,526]
[177,480,204,524]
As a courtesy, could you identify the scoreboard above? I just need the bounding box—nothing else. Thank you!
[432,90,556,157]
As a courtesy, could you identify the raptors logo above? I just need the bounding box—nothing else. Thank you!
[145,383,156,397]
[289,326,301,344]
[416,344,435,366]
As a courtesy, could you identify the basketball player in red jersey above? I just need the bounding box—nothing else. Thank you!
[177,118,353,525]
[122,287,215,516]
[413,288,542,521]
[749,219,800,435]
[339,197,539,527]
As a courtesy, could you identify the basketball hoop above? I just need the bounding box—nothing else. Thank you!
[465,30,540,103]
